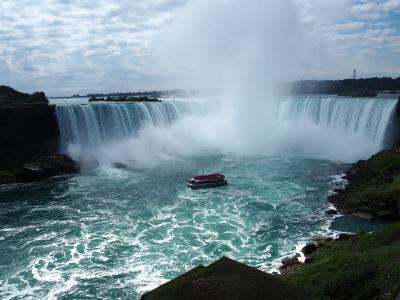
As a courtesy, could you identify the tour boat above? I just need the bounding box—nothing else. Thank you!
[187,173,227,189]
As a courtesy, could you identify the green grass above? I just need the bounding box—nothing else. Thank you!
[338,150,400,217]
[285,223,400,299]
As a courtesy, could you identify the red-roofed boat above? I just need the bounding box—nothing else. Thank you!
[187,173,228,189]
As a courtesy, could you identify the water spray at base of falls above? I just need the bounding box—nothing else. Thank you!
[55,96,398,169]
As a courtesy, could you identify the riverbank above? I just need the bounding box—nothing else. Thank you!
[329,149,400,220]
[276,149,400,298]
[284,223,400,299]
[278,149,400,298]
[265,148,400,297]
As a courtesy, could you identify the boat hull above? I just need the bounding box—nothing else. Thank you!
[187,180,227,189]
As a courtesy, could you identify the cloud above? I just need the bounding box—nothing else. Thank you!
[293,0,400,79]
[0,0,399,95]
[0,0,187,95]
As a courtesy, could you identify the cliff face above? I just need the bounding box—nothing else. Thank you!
[384,97,400,148]
[0,86,59,169]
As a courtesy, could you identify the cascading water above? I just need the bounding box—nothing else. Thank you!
[54,96,399,165]
[56,101,203,152]
[274,96,398,161]
[278,96,397,145]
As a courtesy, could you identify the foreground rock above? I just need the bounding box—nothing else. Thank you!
[142,256,309,300]
[0,154,78,184]
[329,149,400,220]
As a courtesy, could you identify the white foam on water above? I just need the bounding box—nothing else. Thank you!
[47,277,78,300]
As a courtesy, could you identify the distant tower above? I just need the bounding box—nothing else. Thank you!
[353,68,357,80]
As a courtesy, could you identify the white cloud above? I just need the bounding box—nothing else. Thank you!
[0,0,187,95]
[292,0,400,79]
[0,0,399,95]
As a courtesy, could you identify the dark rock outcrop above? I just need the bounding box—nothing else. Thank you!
[337,233,356,240]
[15,154,78,182]
[385,96,400,148]
[0,154,79,184]
[111,162,128,169]
[0,104,60,168]
[301,243,318,255]
[0,86,59,169]
[142,256,309,300]
[0,86,78,184]
[279,256,301,275]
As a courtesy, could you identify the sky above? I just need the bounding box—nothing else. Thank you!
[0,0,400,96]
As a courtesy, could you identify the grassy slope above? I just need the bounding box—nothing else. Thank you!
[285,223,400,299]
[332,150,400,218]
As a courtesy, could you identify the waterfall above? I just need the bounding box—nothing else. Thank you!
[56,101,202,152]
[278,96,398,147]
[54,96,398,165]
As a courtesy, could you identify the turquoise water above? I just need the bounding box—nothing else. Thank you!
[0,152,380,299]
[1,95,397,299]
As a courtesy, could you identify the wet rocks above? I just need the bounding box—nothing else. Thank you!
[312,236,333,248]
[280,234,352,274]
[325,208,338,215]
[301,243,318,256]
[1,153,78,184]
[279,256,301,275]
[338,233,356,240]
[111,162,128,169]
[16,164,47,182]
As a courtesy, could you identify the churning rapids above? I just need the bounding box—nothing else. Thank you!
[0,96,397,299]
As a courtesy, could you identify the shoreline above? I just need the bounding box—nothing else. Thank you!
[281,149,400,273]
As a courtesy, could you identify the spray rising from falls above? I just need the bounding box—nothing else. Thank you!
[55,96,398,167]
[55,100,208,167]
[277,96,398,161]
[56,101,201,150]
